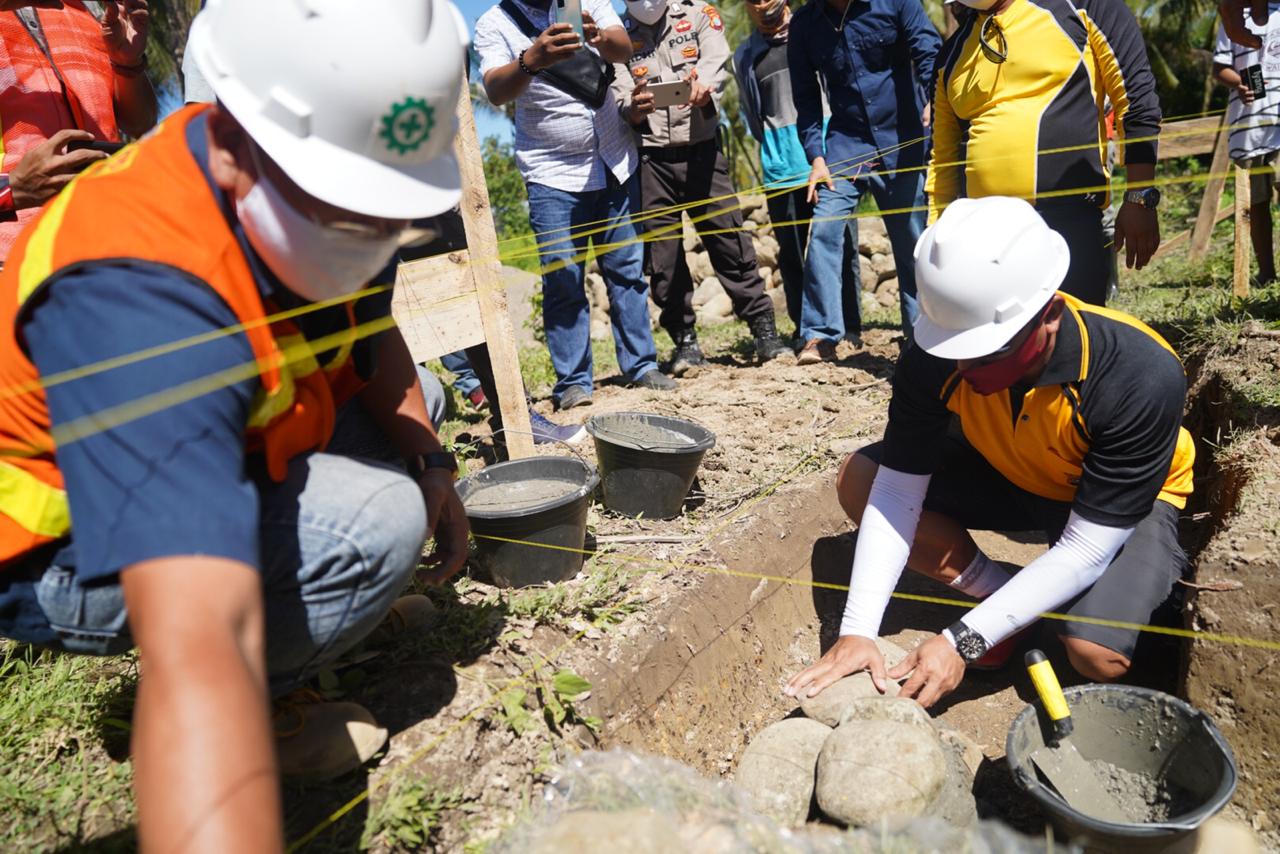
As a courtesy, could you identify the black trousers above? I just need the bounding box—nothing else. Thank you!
[640,140,773,334]
[1037,201,1108,306]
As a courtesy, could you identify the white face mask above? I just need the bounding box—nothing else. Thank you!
[235,161,401,304]
[626,0,668,25]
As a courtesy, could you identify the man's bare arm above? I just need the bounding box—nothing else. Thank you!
[123,556,283,853]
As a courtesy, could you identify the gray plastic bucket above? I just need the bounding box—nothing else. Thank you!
[585,412,715,519]
[1006,684,1237,852]
[456,456,599,588]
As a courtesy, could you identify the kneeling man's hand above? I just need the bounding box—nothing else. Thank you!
[891,634,965,709]
[417,471,471,586]
[784,635,889,699]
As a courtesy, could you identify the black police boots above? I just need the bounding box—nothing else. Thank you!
[749,312,790,363]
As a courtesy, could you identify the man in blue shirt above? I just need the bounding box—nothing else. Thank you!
[735,0,863,342]
[788,0,939,362]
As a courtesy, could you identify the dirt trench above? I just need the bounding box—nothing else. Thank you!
[576,334,1280,840]
[582,473,1054,834]
[1179,335,1280,839]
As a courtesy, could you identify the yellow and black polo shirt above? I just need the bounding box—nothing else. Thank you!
[925,0,1161,217]
[881,294,1194,528]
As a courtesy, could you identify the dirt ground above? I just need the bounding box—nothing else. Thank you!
[289,320,1264,852]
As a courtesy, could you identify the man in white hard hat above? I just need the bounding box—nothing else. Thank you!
[786,196,1196,709]
[0,0,471,848]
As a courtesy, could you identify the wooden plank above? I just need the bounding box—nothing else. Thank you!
[1189,114,1231,262]
[1158,116,1223,160]
[1153,202,1234,261]
[452,83,535,459]
[391,250,486,362]
[1234,164,1252,298]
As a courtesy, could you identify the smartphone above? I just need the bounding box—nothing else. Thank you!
[1246,63,1266,99]
[66,140,126,155]
[557,0,584,39]
[649,79,692,109]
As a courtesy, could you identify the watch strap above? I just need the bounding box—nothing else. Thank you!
[407,451,458,479]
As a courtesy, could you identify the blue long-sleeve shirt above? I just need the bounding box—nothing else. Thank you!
[788,0,941,174]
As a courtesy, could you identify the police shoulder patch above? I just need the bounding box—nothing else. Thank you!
[632,65,649,78]
[631,38,645,50]
[682,44,698,58]
[675,18,692,32]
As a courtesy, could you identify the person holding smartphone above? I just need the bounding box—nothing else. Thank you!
[0,1,157,265]
[612,0,790,375]
[1214,0,1280,286]
[477,0,678,411]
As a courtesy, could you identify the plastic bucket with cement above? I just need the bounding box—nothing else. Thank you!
[1006,683,1237,851]
[585,412,715,519]
[456,456,599,588]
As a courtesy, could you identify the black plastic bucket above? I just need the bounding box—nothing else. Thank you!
[456,456,599,588]
[1006,684,1237,852]
[585,412,715,519]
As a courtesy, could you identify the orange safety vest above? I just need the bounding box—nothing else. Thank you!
[0,3,120,258]
[0,104,368,568]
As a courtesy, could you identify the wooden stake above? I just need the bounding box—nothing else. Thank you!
[1190,114,1231,263]
[1234,163,1252,299]
[451,83,535,459]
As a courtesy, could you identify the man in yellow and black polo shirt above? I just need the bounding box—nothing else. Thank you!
[786,197,1194,709]
[926,0,1163,305]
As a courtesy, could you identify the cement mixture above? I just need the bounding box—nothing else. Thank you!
[1089,759,1199,824]
[461,477,583,512]
[590,417,700,450]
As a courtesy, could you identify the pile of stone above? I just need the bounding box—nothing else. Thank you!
[584,193,899,339]
[733,638,981,830]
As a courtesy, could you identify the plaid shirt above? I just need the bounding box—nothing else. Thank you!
[0,2,118,258]
[475,0,638,192]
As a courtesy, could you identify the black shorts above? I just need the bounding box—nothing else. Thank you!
[859,437,1188,658]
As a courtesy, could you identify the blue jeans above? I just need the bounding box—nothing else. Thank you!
[439,350,480,397]
[767,186,862,335]
[0,387,438,697]
[526,172,659,401]
[800,169,925,343]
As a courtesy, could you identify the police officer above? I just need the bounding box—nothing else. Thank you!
[617,0,788,375]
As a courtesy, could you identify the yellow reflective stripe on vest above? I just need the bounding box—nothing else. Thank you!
[17,184,79,304]
[0,458,69,537]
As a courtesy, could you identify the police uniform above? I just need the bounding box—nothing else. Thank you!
[614,0,776,345]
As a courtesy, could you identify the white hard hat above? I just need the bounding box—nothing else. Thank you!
[188,0,470,220]
[912,197,1069,360]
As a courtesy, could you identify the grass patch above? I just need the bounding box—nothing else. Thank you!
[0,644,138,851]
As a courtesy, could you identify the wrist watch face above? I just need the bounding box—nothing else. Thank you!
[955,630,988,663]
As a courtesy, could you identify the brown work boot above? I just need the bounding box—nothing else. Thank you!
[367,594,439,645]
[796,338,837,365]
[273,688,388,780]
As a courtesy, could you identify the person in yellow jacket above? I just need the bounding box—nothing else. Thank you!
[788,198,1194,709]
[0,1,471,849]
[926,0,1163,304]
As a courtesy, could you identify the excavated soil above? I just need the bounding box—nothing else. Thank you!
[288,326,1280,851]
[1179,330,1280,844]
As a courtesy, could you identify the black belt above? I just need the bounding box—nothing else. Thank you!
[641,138,717,164]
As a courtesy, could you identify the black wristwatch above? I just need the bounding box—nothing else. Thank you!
[947,620,989,664]
[1123,187,1161,209]
[408,451,458,480]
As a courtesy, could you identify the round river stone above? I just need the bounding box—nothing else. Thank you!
[734,717,832,826]
[815,719,946,827]
[797,638,909,727]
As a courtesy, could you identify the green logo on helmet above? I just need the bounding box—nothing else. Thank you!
[380,97,435,155]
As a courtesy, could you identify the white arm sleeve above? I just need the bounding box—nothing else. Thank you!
[838,466,930,638]
[962,512,1135,645]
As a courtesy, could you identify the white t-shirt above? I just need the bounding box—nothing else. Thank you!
[1214,3,1280,160]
